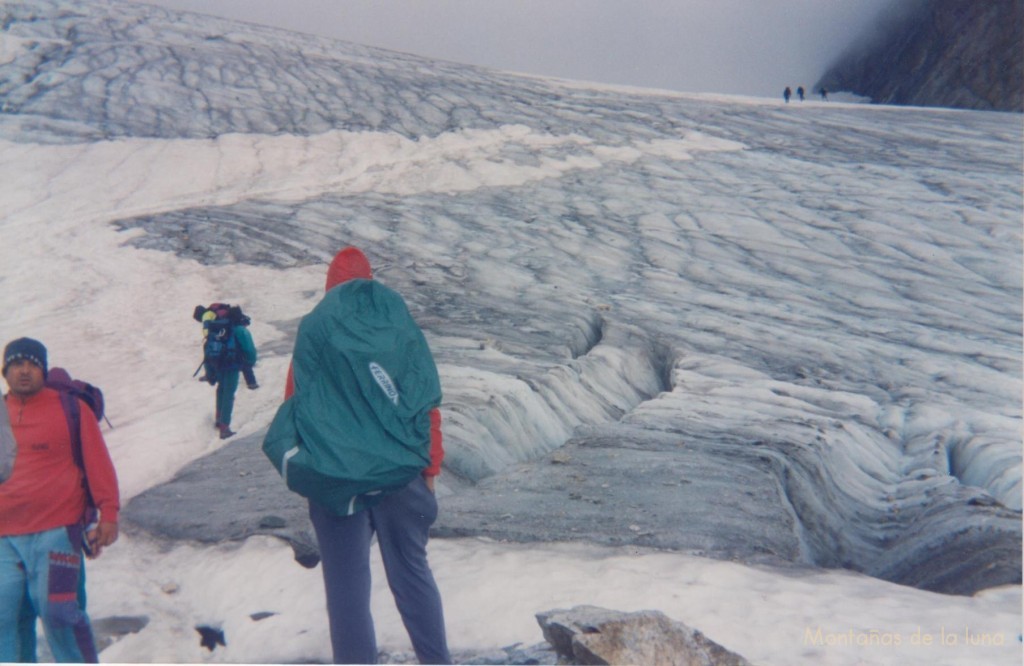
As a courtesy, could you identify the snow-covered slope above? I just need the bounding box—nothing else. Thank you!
[1,1,1021,662]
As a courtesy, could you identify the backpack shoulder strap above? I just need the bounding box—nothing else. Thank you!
[55,390,96,513]
[56,389,83,469]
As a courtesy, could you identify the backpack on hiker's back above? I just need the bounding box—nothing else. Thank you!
[193,303,251,384]
[46,367,108,524]
[263,279,442,516]
[48,367,106,426]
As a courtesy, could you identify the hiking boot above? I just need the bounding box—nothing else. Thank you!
[247,381,259,390]
[217,424,235,439]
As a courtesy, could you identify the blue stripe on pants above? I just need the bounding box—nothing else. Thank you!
[310,476,451,665]
[0,526,98,663]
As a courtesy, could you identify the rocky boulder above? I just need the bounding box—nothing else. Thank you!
[817,0,1023,111]
[536,606,751,666]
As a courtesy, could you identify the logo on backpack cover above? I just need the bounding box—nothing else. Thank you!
[369,362,399,405]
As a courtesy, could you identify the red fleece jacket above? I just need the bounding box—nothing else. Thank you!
[1,388,120,536]
[285,246,444,477]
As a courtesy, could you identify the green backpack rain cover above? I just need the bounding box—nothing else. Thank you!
[263,279,442,516]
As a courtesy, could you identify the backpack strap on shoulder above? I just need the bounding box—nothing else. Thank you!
[57,389,83,469]
[55,389,97,521]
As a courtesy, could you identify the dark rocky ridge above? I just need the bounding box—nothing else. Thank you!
[817,0,1023,111]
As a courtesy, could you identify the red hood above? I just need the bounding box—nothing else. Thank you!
[325,247,372,290]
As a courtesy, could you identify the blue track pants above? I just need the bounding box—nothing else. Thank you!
[309,476,451,664]
[0,525,98,662]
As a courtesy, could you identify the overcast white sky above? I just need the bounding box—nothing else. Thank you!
[135,0,895,98]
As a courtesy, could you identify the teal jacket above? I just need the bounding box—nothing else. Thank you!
[233,326,257,369]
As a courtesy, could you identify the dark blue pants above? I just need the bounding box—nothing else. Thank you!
[309,477,451,665]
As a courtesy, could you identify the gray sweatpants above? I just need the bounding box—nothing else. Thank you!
[309,477,451,665]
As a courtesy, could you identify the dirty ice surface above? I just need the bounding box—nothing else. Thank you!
[0,1,1020,663]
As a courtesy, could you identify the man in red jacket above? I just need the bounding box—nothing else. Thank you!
[0,337,120,663]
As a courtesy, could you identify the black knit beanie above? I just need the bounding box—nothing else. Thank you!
[3,337,48,377]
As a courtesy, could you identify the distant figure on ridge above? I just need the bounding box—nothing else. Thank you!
[820,87,829,101]
[784,86,792,103]
[797,86,805,101]
[192,303,258,439]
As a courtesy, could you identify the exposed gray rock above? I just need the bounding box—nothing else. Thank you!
[122,432,321,568]
[124,417,1022,595]
[92,615,150,652]
[34,614,149,661]
[459,642,559,665]
[375,642,556,664]
[537,606,751,666]
[817,0,1023,111]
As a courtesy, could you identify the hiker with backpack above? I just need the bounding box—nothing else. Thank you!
[193,303,258,439]
[0,337,119,663]
[264,247,451,664]
[194,303,259,390]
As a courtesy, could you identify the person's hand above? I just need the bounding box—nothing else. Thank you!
[423,475,436,493]
[85,521,119,558]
